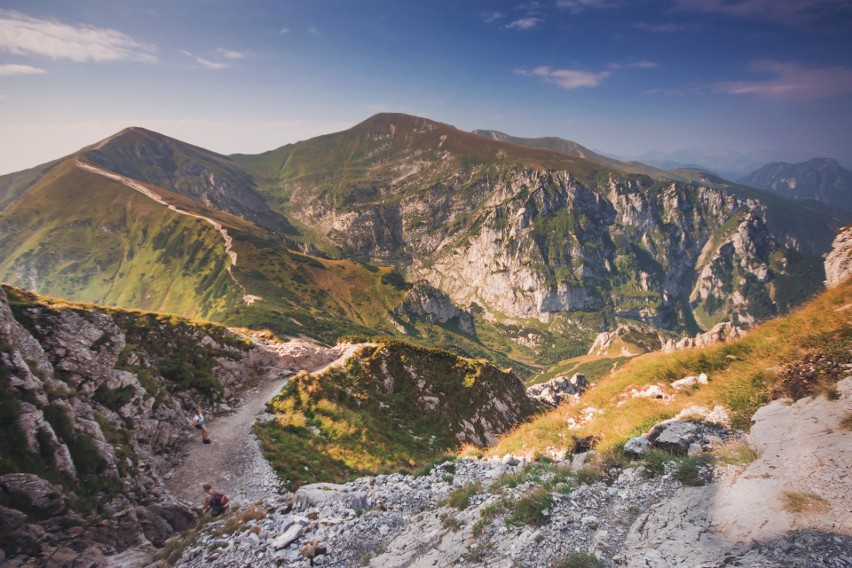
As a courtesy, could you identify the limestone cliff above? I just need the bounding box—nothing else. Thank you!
[825,225,852,288]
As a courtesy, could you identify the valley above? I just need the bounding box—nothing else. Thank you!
[0,113,850,568]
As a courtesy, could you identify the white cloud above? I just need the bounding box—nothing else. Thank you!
[0,63,45,76]
[484,12,505,23]
[0,10,156,63]
[308,26,320,36]
[517,66,611,89]
[279,27,290,35]
[506,17,541,30]
[179,50,229,70]
[713,61,852,101]
[630,60,658,69]
[216,48,247,60]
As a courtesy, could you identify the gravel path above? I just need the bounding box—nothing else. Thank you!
[164,340,369,510]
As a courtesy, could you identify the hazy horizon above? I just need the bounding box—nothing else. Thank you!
[1,0,851,176]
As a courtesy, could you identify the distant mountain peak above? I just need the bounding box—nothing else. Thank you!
[739,157,852,212]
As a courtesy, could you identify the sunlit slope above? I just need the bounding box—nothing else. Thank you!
[0,161,240,318]
[490,277,852,458]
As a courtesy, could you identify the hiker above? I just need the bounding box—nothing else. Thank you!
[202,483,229,517]
[191,404,211,444]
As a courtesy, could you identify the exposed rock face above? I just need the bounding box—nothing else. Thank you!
[825,225,852,288]
[526,373,588,407]
[663,321,748,352]
[285,145,826,337]
[399,280,476,336]
[0,286,284,566]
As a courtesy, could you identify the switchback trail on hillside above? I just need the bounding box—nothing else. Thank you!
[164,340,369,509]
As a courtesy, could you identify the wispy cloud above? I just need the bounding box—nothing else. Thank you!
[0,63,45,76]
[216,48,247,60]
[516,66,611,89]
[506,17,541,30]
[308,26,320,36]
[279,27,290,35]
[180,50,229,70]
[484,12,505,23]
[633,22,693,32]
[556,0,618,14]
[609,60,659,69]
[0,10,156,63]
[713,61,852,101]
[674,0,852,26]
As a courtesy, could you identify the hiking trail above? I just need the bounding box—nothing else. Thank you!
[164,340,370,508]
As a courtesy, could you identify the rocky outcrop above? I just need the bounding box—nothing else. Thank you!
[0,286,285,566]
[399,280,476,336]
[663,321,748,352]
[526,373,588,407]
[825,225,852,288]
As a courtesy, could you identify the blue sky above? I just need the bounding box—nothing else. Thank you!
[0,0,850,175]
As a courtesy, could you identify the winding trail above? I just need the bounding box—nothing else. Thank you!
[164,341,370,508]
[75,159,261,304]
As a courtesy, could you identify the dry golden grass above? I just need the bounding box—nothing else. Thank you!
[782,491,831,514]
[487,280,852,459]
[713,439,760,466]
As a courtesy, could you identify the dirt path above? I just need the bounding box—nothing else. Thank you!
[164,341,370,508]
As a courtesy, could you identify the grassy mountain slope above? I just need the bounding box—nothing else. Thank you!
[256,339,536,489]
[0,161,240,318]
[490,277,852,458]
[84,127,293,233]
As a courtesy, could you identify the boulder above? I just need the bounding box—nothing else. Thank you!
[648,421,700,455]
[671,373,709,390]
[527,374,588,407]
[624,435,651,455]
[293,483,372,512]
[0,473,67,516]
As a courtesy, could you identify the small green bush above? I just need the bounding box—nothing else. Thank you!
[506,488,553,527]
[446,482,482,510]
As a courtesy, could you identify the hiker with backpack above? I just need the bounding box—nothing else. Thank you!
[202,483,230,517]
[190,403,211,444]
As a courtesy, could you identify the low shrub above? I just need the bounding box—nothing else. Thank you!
[446,482,481,510]
[506,488,553,527]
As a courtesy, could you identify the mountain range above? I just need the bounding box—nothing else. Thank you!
[0,113,848,373]
[738,158,852,213]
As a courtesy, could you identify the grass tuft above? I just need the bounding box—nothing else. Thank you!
[552,552,604,568]
[446,482,482,510]
[713,439,759,465]
[506,488,553,527]
[782,491,830,514]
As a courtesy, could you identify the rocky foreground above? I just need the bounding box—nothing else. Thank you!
[175,378,852,568]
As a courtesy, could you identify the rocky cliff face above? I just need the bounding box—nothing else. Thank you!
[399,280,476,336]
[0,287,282,566]
[285,153,822,338]
[825,225,852,288]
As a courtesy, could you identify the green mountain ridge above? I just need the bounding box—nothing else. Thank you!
[0,112,846,372]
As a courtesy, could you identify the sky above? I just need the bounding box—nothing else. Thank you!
[0,0,851,176]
